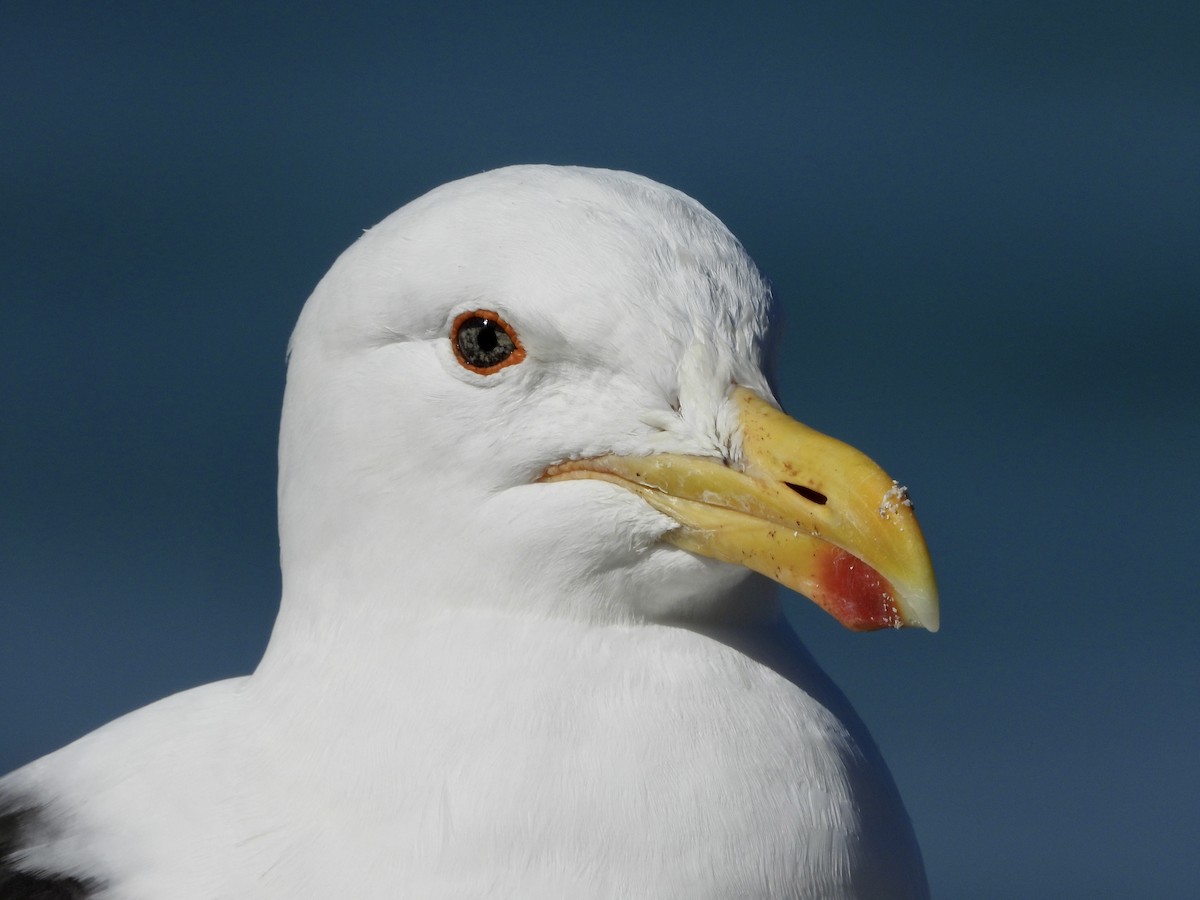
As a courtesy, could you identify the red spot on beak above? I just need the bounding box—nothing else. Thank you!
[813,548,902,631]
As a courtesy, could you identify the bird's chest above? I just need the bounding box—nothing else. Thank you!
[85,625,889,899]
[245,628,866,898]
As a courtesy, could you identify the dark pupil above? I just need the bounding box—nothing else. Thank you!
[458,317,515,368]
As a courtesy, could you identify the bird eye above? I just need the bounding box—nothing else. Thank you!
[451,309,525,374]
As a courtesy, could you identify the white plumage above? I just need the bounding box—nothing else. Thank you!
[1,166,933,899]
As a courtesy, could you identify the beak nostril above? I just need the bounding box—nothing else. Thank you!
[786,483,828,505]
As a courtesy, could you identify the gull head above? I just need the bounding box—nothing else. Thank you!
[276,166,937,632]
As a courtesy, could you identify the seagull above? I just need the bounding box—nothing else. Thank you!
[1,165,939,899]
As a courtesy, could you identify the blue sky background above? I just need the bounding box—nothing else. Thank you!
[2,3,1197,896]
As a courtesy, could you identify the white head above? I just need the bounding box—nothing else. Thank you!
[277,166,777,630]
[272,164,938,650]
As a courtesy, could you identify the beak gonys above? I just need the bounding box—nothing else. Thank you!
[541,387,939,633]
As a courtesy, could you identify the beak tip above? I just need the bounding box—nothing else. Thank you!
[900,589,940,633]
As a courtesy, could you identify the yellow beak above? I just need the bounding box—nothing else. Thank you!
[541,387,939,632]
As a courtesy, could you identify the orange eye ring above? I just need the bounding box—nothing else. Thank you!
[450,309,526,375]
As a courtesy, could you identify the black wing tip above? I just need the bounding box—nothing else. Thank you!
[0,870,96,900]
[0,803,103,900]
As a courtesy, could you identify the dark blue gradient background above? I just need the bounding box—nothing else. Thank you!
[3,3,1197,896]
